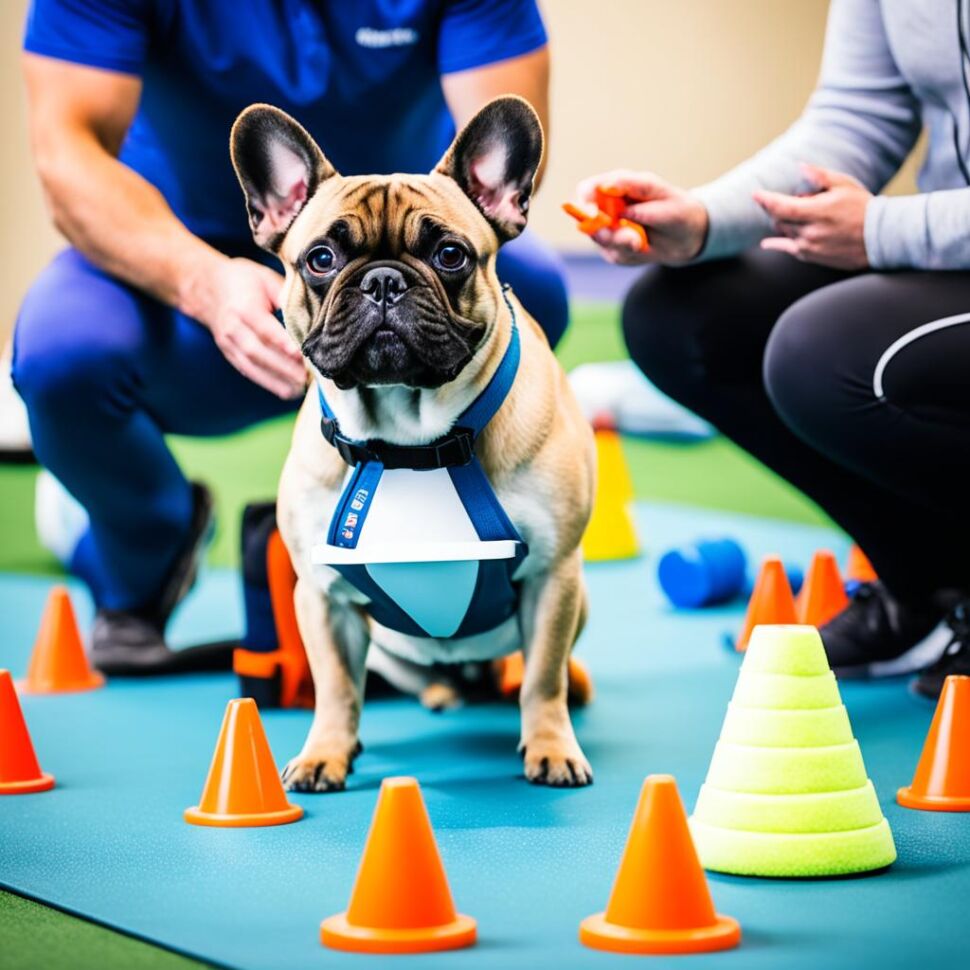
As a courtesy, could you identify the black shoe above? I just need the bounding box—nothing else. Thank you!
[91,482,230,676]
[819,581,950,679]
[912,601,970,700]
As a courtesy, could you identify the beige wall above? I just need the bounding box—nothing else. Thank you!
[2,0,62,344]
[1,0,921,343]
[532,0,921,247]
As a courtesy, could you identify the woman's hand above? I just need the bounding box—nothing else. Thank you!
[574,170,709,266]
[754,164,872,270]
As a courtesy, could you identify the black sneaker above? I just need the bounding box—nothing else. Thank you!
[912,601,970,700]
[92,482,231,675]
[819,581,950,679]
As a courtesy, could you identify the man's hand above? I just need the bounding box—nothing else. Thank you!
[573,170,709,266]
[754,164,872,270]
[191,258,306,400]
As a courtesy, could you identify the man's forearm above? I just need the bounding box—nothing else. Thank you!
[35,126,227,323]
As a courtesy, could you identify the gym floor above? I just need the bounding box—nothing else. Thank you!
[5,298,961,970]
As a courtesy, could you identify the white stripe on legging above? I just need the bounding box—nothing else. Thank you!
[872,311,970,399]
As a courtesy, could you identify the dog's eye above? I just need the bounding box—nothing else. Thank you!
[433,243,469,272]
[305,245,336,276]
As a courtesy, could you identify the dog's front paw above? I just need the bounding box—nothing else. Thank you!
[519,736,593,787]
[281,741,362,793]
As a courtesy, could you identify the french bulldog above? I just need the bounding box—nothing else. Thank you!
[230,95,595,790]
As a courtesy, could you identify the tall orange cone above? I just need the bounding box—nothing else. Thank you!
[184,698,302,827]
[0,670,55,794]
[736,556,797,651]
[580,775,740,955]
[798,550,849,628]
[846,544,877,584]
[898,675,970,811]
[21,587,104,694]
[321,777,476,954]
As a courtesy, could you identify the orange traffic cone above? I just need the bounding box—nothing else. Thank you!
[497,651,525,698]
[736,556,797,651]
[798,550,849,628]
[846,544,877,584]
[580,775,740,954]
[898,675,970,811]
[184,698,303,827]
[0,670,55,794]
[495,652,594,706]
[321,777,476,954]
[21,587,104,694]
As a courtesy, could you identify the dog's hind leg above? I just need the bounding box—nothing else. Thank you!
[517,550,593,787]
[281,578,369,792]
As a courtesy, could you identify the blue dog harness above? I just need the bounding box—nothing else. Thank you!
[311,298,527,643]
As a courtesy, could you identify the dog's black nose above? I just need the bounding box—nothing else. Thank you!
[359,266,407,306]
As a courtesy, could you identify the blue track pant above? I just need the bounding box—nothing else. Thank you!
[12,231,568,610]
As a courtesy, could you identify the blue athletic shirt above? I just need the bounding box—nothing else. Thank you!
[23,0,547,242]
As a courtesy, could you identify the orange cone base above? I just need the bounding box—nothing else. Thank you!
[183,802,303,828]
[18,671,104,695]
[897,786,970,812]
[0,772,55,795]
[580,911,740,955]
[321,912,476,954]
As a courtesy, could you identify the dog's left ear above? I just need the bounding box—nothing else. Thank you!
[231,104,337,250]
[435,95,543,241]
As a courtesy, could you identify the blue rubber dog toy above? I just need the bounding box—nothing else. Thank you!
[658,539,803,609]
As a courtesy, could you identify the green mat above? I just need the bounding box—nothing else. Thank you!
[0,301,830,579]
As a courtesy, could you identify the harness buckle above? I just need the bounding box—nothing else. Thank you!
[434,427,475,467]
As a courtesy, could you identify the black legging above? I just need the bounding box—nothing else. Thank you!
[623,249,970,601]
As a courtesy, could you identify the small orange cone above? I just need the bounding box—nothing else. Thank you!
[898,675,970,811]
[321,777,476,954]
[495,651,594,706]
[580,775,740,955]
[798,550,849,628]
[497,650,525,698]
[21,587,104,694]
[846,544,877,584]
[0,670,55,794]
[184,698,302,827]
[736,556,797,651]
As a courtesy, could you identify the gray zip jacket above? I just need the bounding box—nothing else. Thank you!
[693,0,970,270]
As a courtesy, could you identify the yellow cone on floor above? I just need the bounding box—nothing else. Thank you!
[690,625,896,877]
[582,424,639,561]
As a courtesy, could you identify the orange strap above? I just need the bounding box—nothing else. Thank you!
[233,529,314,708]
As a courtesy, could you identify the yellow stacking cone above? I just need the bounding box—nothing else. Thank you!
[582,424,639,561]
[690,625,896,877]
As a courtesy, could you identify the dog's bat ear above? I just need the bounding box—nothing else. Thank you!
[231,104,337,250]
[434,95,543,242]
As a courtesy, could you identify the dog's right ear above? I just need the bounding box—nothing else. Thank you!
[230,104,337,251]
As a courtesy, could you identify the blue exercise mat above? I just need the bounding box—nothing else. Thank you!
[1,502,967,970]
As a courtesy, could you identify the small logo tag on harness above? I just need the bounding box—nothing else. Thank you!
[340,488,370,543]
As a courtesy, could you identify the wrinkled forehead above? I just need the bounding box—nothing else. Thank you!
[280,173,493,261]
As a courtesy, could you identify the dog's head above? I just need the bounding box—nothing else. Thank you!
[230,97,542,391]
